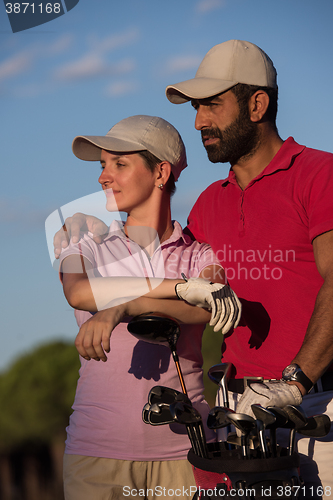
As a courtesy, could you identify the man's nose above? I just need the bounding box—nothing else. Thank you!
[194,105,211,130]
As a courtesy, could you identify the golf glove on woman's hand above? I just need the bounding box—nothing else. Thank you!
[236,380,303,419]
[175,277,241,334]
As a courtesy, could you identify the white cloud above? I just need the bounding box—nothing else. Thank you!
[52,28,140,82]
[46,34,74,56]
[0,50,34,82]
[0,34,74,83]
[88,28,140,54]
[196,0,226,13]
[54,55,135,81]
[104,80,138,97]
[165,55,203,75]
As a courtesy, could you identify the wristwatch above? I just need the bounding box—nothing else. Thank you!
[282,363,313,393]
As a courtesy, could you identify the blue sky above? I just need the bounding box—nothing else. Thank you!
[1,0,333,371]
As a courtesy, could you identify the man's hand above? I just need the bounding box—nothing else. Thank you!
[53,212,109,259]
[209,286,242,334]
[236,380,303,419]
[175,278,241,334]
[75,303,126,362]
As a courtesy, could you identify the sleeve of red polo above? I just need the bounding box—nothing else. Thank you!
[299,152,333,242]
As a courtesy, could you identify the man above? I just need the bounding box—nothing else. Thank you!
[165,39,333,495]
[53,40,333,495]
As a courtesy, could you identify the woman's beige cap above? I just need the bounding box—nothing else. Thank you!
[72,115,187,181]
[166,39,277,104]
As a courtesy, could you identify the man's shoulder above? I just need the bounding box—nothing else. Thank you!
[197,178,226,198]
[296,141,333,164]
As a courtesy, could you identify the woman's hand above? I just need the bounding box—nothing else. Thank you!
[75,303,127,361]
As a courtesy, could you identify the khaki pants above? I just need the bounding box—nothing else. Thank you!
[63,454,197,500]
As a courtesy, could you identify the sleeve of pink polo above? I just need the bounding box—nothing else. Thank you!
[58,232,95,283]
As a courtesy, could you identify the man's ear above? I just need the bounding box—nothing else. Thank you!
[155,161,172,187]
[249,90,270,123]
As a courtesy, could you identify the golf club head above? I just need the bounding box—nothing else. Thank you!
[227,431,259,449]
[297,414,331,438]
[207,406,235,429]
[267,406,289,427]
[147,402,175,426]
[208,362,232,408]
[227,412,256,434]
[142,403,151,424]
[228,413,257,459]
[283,405,308,429]
[251,404,277,428]
[127,314,180,349]
[148,386,191,406]
[208,362,232,385]
[169,402,202,425]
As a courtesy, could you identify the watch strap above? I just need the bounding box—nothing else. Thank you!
[282,364,313,393]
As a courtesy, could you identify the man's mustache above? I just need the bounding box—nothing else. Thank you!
[201,128,222,142]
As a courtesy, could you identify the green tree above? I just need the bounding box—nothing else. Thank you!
[0,341,80,451]
[201,324,224,407]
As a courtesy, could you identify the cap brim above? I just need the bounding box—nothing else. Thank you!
[72,136,146,161]
[166,77,238,104]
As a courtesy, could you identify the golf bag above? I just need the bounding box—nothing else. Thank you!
[188,442,302,500]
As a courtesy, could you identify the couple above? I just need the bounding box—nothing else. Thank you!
[55,40,333,500]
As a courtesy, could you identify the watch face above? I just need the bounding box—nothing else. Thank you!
[283,364,298,377]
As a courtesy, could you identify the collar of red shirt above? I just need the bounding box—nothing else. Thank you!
[222,137,305,188]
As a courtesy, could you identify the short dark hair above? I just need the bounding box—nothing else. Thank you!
[137,150,176,197]
[230,83,278,131]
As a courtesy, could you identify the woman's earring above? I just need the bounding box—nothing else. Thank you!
[158,184,164,190]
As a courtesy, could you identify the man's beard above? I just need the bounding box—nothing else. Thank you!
[201,107,260,165]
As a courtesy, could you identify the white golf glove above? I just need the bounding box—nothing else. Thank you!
[175,277,242,334]
[236,380,303,419]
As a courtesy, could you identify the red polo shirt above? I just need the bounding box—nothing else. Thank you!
[187,137,333,379]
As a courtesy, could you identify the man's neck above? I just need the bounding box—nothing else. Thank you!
[231,128,284,190]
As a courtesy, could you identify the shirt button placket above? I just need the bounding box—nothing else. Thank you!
[238,192,245,237]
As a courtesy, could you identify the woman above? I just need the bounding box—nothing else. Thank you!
[59,115,240,500]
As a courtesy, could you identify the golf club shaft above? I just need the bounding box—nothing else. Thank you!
[172,351,188,395]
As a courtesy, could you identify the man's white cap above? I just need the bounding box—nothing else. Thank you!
[72,115,187,181]
[166,40,277,104]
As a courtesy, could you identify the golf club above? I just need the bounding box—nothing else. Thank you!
[148,385,191,406]
[207,406,235,430]
[208,363,232,408]
[170,401,209,458]
[251,404,276,458]
[266,406,288,457]
[207,363,232,443]
[283,405,307,455]
[127,314,187,395]
[297,413,331,438]
[226,431,259,450]
[227,412,257,459]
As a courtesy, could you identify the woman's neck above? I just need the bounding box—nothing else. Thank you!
[124,203,173,252]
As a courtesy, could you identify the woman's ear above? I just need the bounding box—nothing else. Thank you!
[155,161,172,188]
